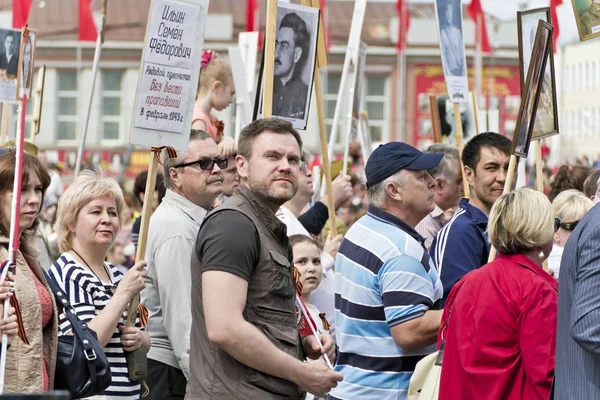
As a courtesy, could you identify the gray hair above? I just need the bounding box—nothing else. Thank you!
[425,143,460,182]
[163,130,212,189]
[366,170,405,207]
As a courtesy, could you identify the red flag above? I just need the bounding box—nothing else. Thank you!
[12,0,33,29]
[78,0,98,41]
[319,0,331,51]
[246,0,259,32]
[395,0,410,53]
[550,0,562,53]
[468,0,491,53]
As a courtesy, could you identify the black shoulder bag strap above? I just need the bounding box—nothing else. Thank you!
[42,270,99,389]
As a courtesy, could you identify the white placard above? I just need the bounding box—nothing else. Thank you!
[130,0,208,150]
[434,0,468,103]
[239,32,258,94]
[229,47,253,139]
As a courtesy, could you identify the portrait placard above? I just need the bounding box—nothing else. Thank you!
[434,0,468,103]
[517,8,559,140]
[130,0,208,150]
[254,2,320,130]
[433,94,477,146]
[0,28,22,102]
[228,47,253,129]
[511,20,553,158]
[571,0,600,41]
[17,29,36,99]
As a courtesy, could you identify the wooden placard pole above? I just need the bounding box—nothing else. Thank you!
[487,154,518,263]
[302,0,337,237]
[453,103,470,198]
[29,65,46,142]
[430,95,442,143]
[261,0,278,118]
[126,152,158,328]
[471,91,480,135]
[534,140,550,272]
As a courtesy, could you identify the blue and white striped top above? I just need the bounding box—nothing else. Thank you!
[329,205,443,400]
[49,252,141,400]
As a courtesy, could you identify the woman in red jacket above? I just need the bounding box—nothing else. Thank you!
[439,188,557,400]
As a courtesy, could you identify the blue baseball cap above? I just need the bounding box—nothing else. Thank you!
[365,142,444,189]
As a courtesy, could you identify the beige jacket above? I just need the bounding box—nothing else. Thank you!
[0,235,58,393]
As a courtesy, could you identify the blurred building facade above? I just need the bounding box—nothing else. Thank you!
[0,0,530,177]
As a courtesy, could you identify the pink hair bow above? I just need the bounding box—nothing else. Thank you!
[201,50,217,69]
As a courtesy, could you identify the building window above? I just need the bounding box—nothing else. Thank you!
[101,69,124,141]
[364,75,388,143]
[56,70,78,141]
[324,71,389,146]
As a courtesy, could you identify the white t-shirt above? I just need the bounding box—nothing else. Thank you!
[276,206,337,338]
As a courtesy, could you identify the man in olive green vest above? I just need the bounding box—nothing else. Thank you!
[187,118,343,399]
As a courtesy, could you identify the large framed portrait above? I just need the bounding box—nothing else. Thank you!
[571,0,600,41]
[17,29,36,99]
[0,28,22,102]
[434,0,468,103]
[254,2,319,130]
[517,8,558,140]
[511,20,553,158]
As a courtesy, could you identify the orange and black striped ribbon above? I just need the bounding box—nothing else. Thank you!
[150,146,177,166]
[319,312,330,331]
[0,264,29,345]
[137,302,148,328]
[292,266,303,294]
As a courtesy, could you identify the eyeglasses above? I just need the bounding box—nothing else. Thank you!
[0,146,16,157]
[300,161,308,174]
[174,157,228,171]
[555,217,579,232]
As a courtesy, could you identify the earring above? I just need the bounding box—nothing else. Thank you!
[539,251,545,258]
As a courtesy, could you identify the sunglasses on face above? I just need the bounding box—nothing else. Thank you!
[555,217,579,232]
[0,146,16,157]
[299,161,308,174]
[174,157,228,171]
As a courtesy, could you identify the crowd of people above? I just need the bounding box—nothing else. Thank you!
[4,50,600,400]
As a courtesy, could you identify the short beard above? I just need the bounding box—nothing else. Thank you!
[247,176,297,207]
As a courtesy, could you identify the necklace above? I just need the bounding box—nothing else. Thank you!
[71,248,115,294]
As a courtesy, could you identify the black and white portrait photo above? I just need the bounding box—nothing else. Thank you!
[254,2,319,130]
[18,30,36,98]
[517,8,559,140]
[512,21,553,158]
[437,95,476,145]
[0,28,22,101]
[434,0,468,103]
[436,0,466,77]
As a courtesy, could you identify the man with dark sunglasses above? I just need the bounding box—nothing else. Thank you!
[141,130,223,399]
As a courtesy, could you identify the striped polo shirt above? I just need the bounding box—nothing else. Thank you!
[50,253,141,399]
[329,205,443,400]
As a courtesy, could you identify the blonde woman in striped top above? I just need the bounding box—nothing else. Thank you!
[50,170,149,399]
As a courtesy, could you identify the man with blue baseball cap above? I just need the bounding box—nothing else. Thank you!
[329,142,445,400]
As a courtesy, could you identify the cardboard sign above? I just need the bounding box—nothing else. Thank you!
[434,0,468,103]
[130,0,209,150]
[228,47,253,130]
